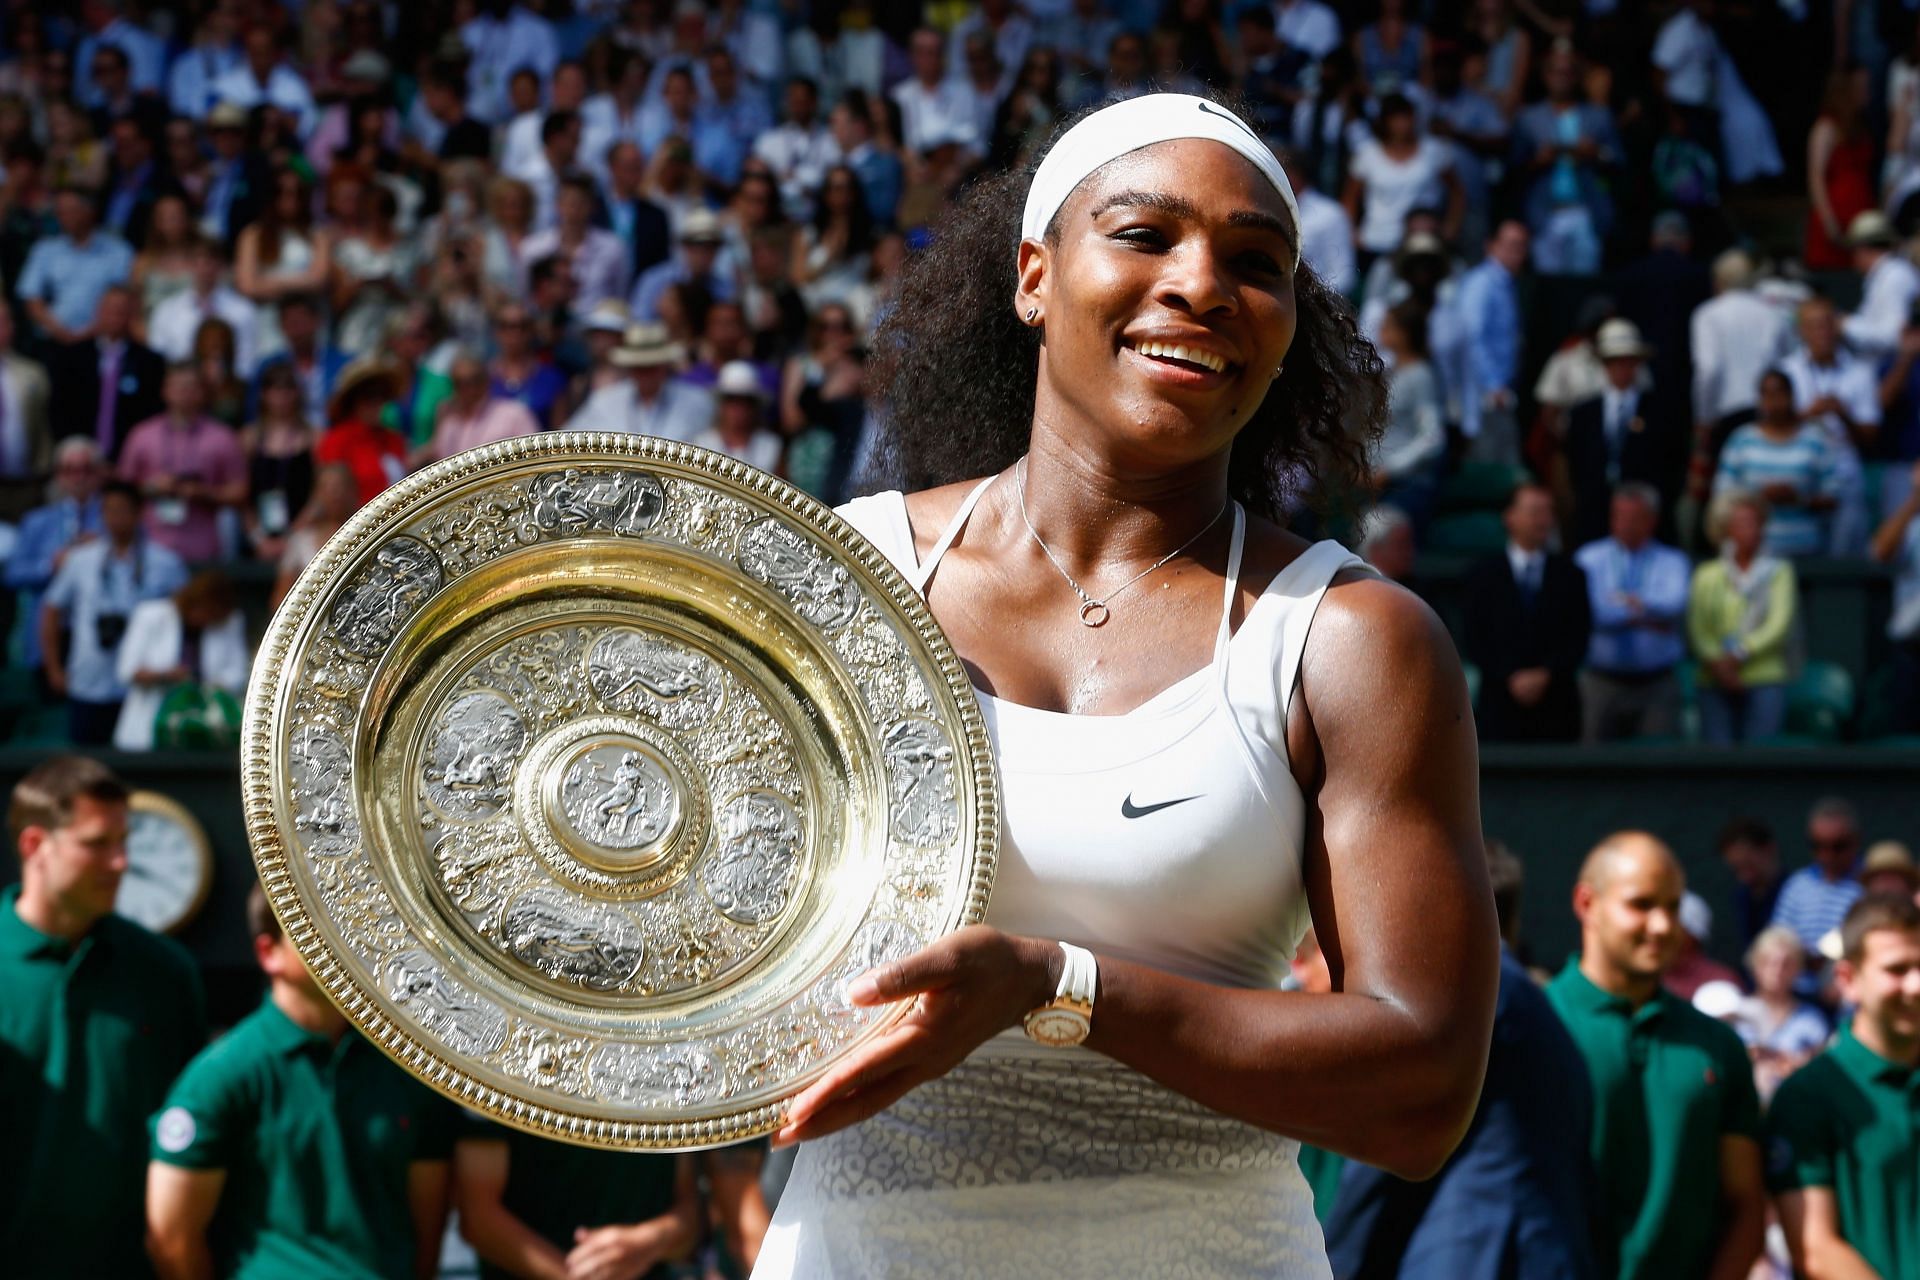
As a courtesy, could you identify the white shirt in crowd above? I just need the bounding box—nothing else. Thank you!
[1844,251,1920,357]
[890,77,982,155]
[1295,188,1357,296]
[1347,138,1452,255]
[147,286,260,376]
[1274,0,1344,60]
[500,110,550,184]
[564,378,716,443]
[113,599,251,751]
[693,426,783,474]
[461,6,559,125]
[210,62,318,138]
[1690,286,1791,423]
[753,121,841,218]
[1652,8,1720,107]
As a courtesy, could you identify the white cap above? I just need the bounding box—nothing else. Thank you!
[715,360,766,401]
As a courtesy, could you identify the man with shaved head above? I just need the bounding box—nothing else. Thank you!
[1547,832,1766,1280]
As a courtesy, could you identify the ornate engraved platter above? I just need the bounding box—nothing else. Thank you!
[242,434,997,1149]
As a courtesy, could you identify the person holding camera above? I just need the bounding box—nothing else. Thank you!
[38,479,187,745]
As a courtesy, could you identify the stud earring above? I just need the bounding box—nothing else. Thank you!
[1271,364,1285,379]
[1025,307,1039,324]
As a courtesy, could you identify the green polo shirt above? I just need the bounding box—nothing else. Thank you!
[462,1117,682,1280]
[1765,1027,1920,1279]
[150,997,460,1280]
[0,884,207,1279]
[1546,959,1761,1280]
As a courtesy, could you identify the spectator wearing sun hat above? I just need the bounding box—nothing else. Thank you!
[693,361,783,474]
[630,208,738,325]
[1858,841,1920,902]
[1843,211,1920,358]
[563,323,713,443]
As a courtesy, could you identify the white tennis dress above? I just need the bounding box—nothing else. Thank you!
[752,479,1366,1279]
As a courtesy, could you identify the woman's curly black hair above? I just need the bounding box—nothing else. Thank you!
[866,92,1388,522]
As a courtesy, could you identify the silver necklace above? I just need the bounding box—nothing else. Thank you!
[1015,458,1230,627]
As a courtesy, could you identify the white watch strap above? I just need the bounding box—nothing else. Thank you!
[1056,941,1096,1006]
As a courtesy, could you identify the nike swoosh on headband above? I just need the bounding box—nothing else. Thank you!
[1196,99,1261,145]
[1120,793,1204,819]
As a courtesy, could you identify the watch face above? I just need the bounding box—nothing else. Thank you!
[117,793,212,935]
[1024,1008,1090,1048]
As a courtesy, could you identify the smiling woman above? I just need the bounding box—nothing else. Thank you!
[753,92,1498,1280]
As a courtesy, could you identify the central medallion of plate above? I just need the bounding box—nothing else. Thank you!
[550,738,682,867]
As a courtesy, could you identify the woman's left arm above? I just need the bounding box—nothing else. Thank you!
[778,580,1499,1180]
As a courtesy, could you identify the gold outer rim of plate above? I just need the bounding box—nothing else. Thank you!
[240,432,1000,1150]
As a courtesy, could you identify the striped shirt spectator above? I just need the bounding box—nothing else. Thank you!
[1712,422,1844,557]
[1769,797,1866,962]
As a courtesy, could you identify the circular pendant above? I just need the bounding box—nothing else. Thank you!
[1078,600,1111,627]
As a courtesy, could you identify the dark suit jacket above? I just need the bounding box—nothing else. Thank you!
[48,338,166,460]
[1463,549,1592,742]
[1322,948,1600,1280]
[1565,391,1684,547]
[608,195,674,282]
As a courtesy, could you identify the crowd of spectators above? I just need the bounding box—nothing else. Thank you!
[1,3,1919,753]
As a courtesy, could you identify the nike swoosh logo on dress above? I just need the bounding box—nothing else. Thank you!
[1120,793,1203,819]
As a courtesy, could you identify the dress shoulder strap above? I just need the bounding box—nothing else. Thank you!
[1273,540,1373,727]
[907,476,998,596]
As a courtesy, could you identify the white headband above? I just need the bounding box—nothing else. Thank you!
[1019,94,1300,266]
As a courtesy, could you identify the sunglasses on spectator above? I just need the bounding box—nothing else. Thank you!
[1810,836,1857,851]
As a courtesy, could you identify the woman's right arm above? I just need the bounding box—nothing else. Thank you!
[233,227,264,300]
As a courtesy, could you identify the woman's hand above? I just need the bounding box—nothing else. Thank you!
[772,925,1056,1147]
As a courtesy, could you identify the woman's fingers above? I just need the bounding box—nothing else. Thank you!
[777,1066,928,1145]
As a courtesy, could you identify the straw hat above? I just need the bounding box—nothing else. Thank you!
[1846,210,1899,248]
[609,323,685,369]
[1861,840,1919,889]
[1593,318,1653,361]
[677,208,724,244]
[207,102,248,130]
[327,358,401,421]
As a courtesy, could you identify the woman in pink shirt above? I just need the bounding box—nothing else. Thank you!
[411,350,541,468]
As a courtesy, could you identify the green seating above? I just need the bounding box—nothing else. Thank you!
[1439,461,1529,514]
[1463,662,1481,710]
[1784,660,1856,742]
[1426,511,1508,554]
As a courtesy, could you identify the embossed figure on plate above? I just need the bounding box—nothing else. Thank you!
[529,469,665,537]
[882,718,959,848]
[703,791,803,925]
[558,743,680,851]
[330,536,445,656]
[423,691,527,822]
[587,1041,718,1108]
[501,886,647,990]
[290,722,355,855]
[736,519,861,629]
[385,950,509,1056]
[586,628,723,729]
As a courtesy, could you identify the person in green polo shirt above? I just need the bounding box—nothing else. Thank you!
[452,1114,698,1280]
[1546,831,1766,1280]
[1767,893,1920,1280]
[145,883,459,1279]
[0,755,208,1279]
